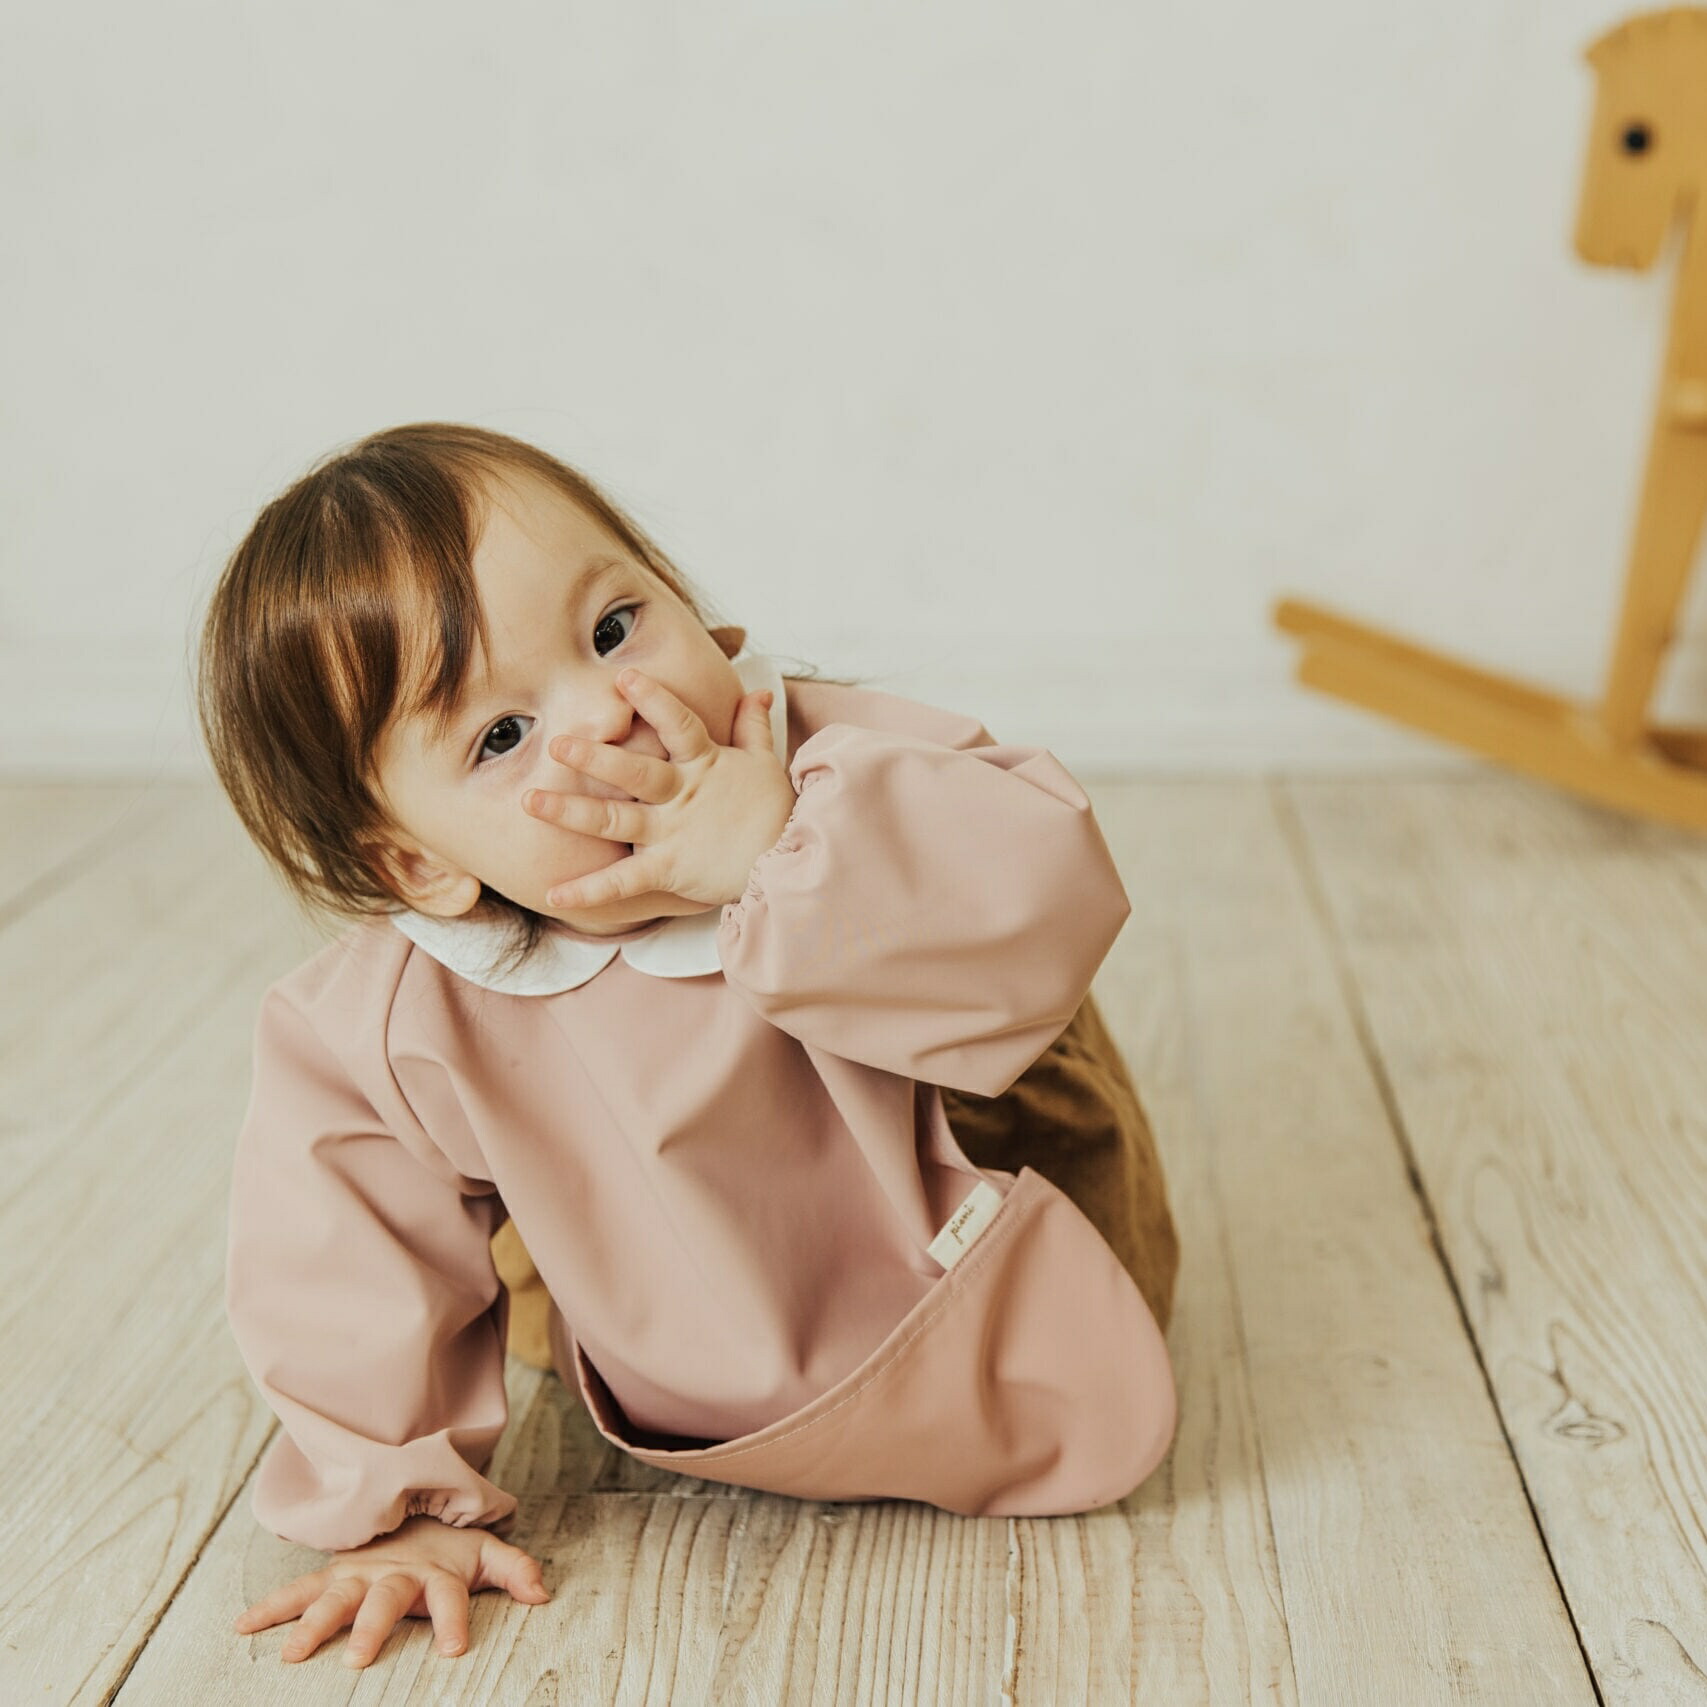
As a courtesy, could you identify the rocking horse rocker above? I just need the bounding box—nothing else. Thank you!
[1274,6,1707,831]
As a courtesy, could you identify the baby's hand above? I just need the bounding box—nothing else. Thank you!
[524,670,796,911]
[232,1514,550,1669]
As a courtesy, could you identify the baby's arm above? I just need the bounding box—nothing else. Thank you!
[226,982,519,1556]
[716,721,1132,1096]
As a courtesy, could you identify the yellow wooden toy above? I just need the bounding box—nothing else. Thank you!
[1274,6,1707,830]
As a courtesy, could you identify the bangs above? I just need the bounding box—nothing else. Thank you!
[366,460,568,755]
[384,546,490,751]
[309,457,504,768]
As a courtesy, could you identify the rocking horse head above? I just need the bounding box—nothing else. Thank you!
[1575,6,1707,268]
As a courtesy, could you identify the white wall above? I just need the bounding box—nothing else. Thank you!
[4,0,1696,781]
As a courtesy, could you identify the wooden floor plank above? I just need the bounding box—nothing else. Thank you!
[1085,778,1594,1703]
[1287,774,1707,1705]
[0,781,176,915]
[1006,788,1299,1705]
[0,791,340,1704]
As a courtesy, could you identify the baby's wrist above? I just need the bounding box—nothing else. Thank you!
[720,774,798,905]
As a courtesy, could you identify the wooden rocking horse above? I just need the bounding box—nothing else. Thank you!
[1274,5,1707,830]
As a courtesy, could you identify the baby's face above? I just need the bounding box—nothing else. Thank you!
[369,469,747,938]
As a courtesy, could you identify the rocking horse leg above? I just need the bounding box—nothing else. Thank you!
[1273,599,1573,721]
[1599,413,1707,745]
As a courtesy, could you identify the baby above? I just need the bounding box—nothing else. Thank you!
[204,421,1179,1671]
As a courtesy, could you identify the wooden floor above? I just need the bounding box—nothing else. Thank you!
[4,771,1706,1704]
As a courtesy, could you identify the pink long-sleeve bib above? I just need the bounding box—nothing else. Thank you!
[225,652,1177,1553]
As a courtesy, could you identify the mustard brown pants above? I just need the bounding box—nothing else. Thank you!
[491,989,1180,1370]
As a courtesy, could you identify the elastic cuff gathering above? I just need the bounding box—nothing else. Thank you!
[722,784,812,937]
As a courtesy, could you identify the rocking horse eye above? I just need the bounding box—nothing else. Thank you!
[1621,122,1653,155]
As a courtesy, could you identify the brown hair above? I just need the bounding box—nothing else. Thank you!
[194,421,864,983]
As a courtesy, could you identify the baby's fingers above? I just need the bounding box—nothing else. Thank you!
[276,1578,365,1662]
[425,1572,472,1656]
[232,1567,330,1634]
[341,1573,418,1669]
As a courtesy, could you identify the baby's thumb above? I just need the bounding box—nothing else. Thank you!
[483,1538,551,1603]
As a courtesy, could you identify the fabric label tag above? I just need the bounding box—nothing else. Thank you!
[927,1178,1006,1270]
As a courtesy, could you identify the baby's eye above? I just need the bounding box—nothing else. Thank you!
[475,714,531,766]
[593,603,640,656]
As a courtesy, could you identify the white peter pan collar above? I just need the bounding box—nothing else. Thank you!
[389,651,788,996]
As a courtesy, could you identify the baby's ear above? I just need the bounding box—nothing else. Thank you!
[708,624,747,660]
[360,831,480,917]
